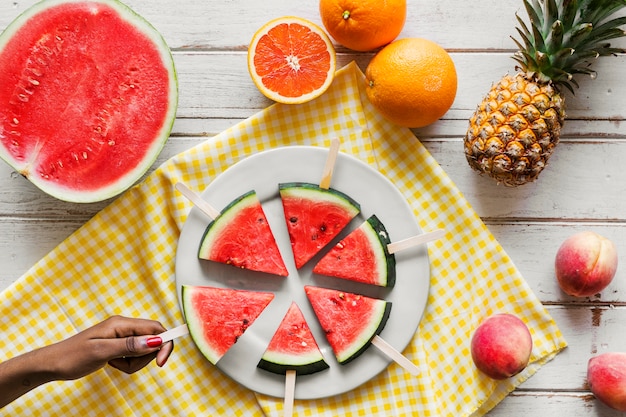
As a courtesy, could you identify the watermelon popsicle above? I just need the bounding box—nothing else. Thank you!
[175,182,289,276]
[257,302,329,416]
[304,286,421,376]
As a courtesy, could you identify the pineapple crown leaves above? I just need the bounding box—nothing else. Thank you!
[512,0,626,93]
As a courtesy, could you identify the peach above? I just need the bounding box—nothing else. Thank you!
[555,231,618,297]
[470,313,533,380]
[587,352,626,411]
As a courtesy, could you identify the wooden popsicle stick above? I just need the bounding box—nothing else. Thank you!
[387,229,445,254]
[175,182,221,219]
[319,138,340,189]
[371,335,420,376]
[157,323,189,343]
[283,369,296,417]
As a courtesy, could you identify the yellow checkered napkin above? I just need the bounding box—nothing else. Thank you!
[0,62,566,416]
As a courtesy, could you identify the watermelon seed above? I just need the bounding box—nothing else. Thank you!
[289,217,298,223]
[29,67,43,77]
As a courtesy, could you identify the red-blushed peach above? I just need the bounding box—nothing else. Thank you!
[587,352,626,411]
[555,231,618,297]
[470,313,533,380]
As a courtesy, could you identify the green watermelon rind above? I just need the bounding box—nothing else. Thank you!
[278,182,361,212]
[313,214,397,287]
[0,0,178,203]
[364,215,396,287]
[337,301,392,365]
[258,352,329,376]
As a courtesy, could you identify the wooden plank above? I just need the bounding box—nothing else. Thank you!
[518,306,626,391]
[2,0,623,52]
[488,391,619,416]
[420,139,626,221]
[0,219,81,291]
[487,223,626,304]
[3,136,626,220]
[168,52,626,119]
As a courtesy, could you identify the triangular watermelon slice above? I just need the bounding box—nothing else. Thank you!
[279,182,360,269]
[182,285,275,365]
[313,215,396,287]
[304,286,391,365]
[257,302,329,375]
[198,190,288,276]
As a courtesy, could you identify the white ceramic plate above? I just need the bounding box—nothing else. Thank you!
[175,146,430,399]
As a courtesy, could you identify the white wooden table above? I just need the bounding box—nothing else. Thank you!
[2,1,626,415]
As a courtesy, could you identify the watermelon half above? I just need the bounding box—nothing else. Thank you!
[198,190,289,276]
[0,0,178,202]
[257,302,329,376]
[182,285,275,365]
[313,214,396,287]
[279,182,360,269]
[304,285,391,365]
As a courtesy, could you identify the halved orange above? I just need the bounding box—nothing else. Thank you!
[247,16,336,104]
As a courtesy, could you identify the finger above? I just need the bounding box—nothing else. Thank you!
[156,341,174,367]
[108,352,158,374]
[98,316,168,339]
[94,334,163,363]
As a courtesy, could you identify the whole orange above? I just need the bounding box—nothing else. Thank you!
[319,0,406,52]
[365,38,458,128]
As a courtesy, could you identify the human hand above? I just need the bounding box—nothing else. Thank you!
[48,315,174,380]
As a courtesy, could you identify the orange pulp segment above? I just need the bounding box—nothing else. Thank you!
[247,16,336,104]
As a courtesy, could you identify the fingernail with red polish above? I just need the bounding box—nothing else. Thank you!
[146,336,163,348]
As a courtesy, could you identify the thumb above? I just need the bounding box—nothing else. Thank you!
[102,335,163,360]
[122,335,164,357]
[104,335,164,374]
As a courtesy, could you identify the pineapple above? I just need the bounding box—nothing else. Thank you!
[464,0,626,186]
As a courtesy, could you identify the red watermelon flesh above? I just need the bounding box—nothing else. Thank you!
[0,0,177,202]
[258,302,329,375]
[182,285,275,365]
[198,190,289,276]
[279,182,360,269]
[313,215,396,287]
[304,285,391,364]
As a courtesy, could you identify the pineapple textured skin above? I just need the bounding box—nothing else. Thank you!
[464,73,565,186]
